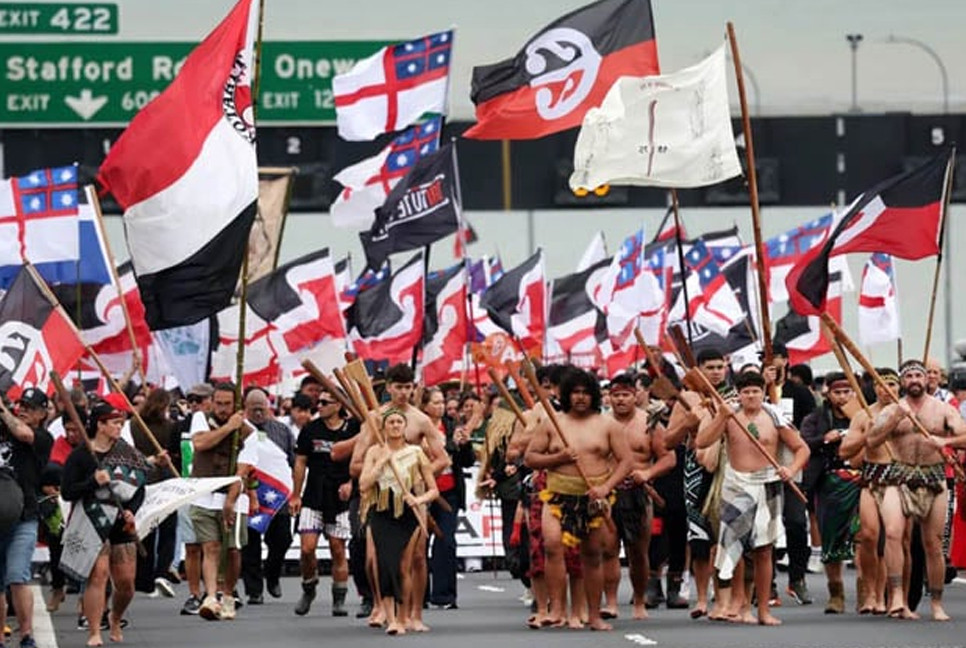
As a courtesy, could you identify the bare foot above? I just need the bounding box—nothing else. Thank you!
[109,614,124,643]
[738,612,758,625]
[632,603,649,620]
[758,613,782,626]
[386,623,406,636]
[368,609,386,628]
[567,616,585,630]
[888,607,919,620]
[87,636,104,648]
[541,616,566,628]
[689,603,707,619]
[587,618,613,631]
[931,602,951,622]
[600,607,618,620]
[410,620,430,632]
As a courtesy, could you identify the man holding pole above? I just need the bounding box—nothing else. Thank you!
[603,373,676,620]
[188,383,257,622]
[867,359,966,621]
[697,371,810,626]
[524,369,633,631]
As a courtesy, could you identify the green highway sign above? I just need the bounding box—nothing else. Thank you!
[0,40,388,126]
[0,3,118,35]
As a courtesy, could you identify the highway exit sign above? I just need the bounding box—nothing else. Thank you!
[0,40,388,126]
[0,3,118,34]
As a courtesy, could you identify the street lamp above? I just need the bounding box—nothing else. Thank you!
[883,34,948,113]
[846,34,863,112]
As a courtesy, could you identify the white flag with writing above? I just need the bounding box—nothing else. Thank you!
[570,44,741,191]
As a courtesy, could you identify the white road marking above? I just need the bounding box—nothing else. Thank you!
[624,633,658,645]
[477,585,505,592]
[31,584,59,648]
[953,577,966,585]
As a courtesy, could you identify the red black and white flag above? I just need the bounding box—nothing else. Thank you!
[464,0,659,140]
[421,262,468,386]
[480,250,546,355]
[97,0,259,331]
[775,269,844,365]
[51,262,158,380]
[247,248,348,353]
[347,252,425,364]
[360,143,461,270]
[786,150,951,316]
[548,258,609,356]
[0,267,85,399]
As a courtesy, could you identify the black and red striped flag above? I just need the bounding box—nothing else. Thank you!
[464,0,659,140]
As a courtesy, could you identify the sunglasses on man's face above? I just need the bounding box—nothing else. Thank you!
[318,399,338,407]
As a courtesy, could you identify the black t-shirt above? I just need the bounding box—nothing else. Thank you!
[296,417,359,509]
[0,424,53,521]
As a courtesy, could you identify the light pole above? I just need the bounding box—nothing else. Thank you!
[846,34,863,112]
[883,34,948,113]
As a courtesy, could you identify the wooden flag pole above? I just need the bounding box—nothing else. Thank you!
[487,368,530,429]
[88,187,145,385]
[822,312,965,480]
[727,22,777,404]
[669,189,695,350]
[820,321,896,461]
[23,264,180,478]
[922,147,955,361]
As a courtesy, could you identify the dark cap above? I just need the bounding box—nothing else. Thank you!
[18,387,49,409]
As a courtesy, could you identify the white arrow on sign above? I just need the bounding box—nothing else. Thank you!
[64,89,108,120]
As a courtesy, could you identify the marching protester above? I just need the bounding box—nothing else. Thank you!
[241,388,295,605]
[187,383,257,622]
[358,408,439,635]
[290,387,358,617]
[421,387,476,610]
[61,398,168,646]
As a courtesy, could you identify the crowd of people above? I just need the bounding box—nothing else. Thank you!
[2,344,966,646]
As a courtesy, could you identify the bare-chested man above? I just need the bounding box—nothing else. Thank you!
[348,363,450,631]
[602,373,676,620]
[839,367,899,615]
[663,348,731,619]
[524,369,633,631]
[867,360,966,621]
[696,370,809,626]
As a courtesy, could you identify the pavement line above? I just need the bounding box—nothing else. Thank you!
[624,633,657,645]
[31,584,59,648]
[477,585,505,593]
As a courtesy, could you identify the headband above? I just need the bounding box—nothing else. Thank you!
[609,383,636,395]
[827,378,851,391]
[381,407,407,424]
[900,361,926,377]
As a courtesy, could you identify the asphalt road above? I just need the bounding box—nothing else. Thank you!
[30,571,966,648]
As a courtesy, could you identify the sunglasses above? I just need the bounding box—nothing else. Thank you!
[318,399,338,407]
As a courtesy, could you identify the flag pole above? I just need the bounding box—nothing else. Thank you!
[727,22,776,402]
[451,140,482,396]
[922,147,955,361]
[88,186,146,385]
[23,263,179,477]
[234,0,267,407]
[501,140,512,211]
[669,189,694,349]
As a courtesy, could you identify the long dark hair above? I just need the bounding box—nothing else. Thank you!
[139,388,172,424]
[559,368,602,413]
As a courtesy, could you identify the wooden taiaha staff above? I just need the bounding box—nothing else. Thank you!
[820,322,896,461]
[682,367,808,503]
[300,360,362,420]
[505,362,536,409]
[821,313,965,481]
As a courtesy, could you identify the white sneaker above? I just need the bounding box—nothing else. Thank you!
[679,572,692,600]
[807,553,823,574]
[154,578,175,598]
[519,588,534,605]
